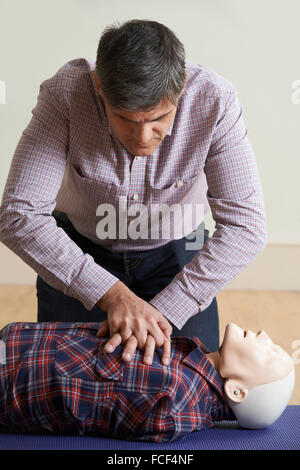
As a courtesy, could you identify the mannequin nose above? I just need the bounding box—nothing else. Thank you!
[257,330,273,343]
[245,330,257,339]
[257,329,266,337]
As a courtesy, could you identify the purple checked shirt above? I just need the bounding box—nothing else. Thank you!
[0,58,267,329]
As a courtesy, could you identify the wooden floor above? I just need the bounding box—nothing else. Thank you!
[0,286,299,405]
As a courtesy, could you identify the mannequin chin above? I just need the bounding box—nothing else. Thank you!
[206,323,295,429]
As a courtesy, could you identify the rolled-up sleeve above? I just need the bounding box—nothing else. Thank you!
[0,84,118,311]
[149,89,267,329]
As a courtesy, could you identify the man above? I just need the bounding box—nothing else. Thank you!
[0,322,294,443]
[0,20,267,365]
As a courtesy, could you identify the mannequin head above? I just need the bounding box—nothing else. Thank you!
[207,323,295,428]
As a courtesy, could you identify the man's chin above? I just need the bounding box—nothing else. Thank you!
[125,141,162,156]
[131,147,155,156]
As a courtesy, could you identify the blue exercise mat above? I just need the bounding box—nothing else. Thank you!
[0,406,299,450]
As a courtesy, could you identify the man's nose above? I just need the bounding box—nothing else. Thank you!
[133,123,153,144]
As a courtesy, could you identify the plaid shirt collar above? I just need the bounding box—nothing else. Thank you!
[179,337,236,421]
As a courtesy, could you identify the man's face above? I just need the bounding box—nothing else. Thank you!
[94,71,179,156]
[219,323,293,390]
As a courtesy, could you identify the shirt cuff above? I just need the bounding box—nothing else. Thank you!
[65,252,120,311]
[148,278,205,330]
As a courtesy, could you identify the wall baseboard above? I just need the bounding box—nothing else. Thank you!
[0,242,299,291]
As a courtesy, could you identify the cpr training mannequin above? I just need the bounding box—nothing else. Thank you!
[0,321,295,442]
[206,323,295,429]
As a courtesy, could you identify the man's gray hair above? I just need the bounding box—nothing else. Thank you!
[95,19,186,111]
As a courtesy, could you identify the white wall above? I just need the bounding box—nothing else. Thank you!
[0,0,299,287]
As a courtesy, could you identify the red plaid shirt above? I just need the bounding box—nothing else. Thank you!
[0,322,235,443]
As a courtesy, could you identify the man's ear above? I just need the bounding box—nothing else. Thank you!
[224,379,248,403]
[94,71,103,97]
[178,72,188,98]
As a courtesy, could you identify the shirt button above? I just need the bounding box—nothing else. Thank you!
[176,180,184,188]
[132,193,139,200]
[136,156,142,160]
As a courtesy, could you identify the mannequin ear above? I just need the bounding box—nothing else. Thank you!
[224,379,248,403]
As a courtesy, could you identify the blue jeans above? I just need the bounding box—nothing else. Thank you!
[36,211,219,351]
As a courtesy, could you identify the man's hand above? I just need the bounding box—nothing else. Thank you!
[96,281,172,366]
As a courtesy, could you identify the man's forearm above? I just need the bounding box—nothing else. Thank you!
[150,202,267,330]
[0,81,121,313]
[0,207,119,311]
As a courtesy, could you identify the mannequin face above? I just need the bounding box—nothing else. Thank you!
[218,323,293,402]
[93,71,182,156]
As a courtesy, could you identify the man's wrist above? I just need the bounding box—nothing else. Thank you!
[96,280,129,311]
